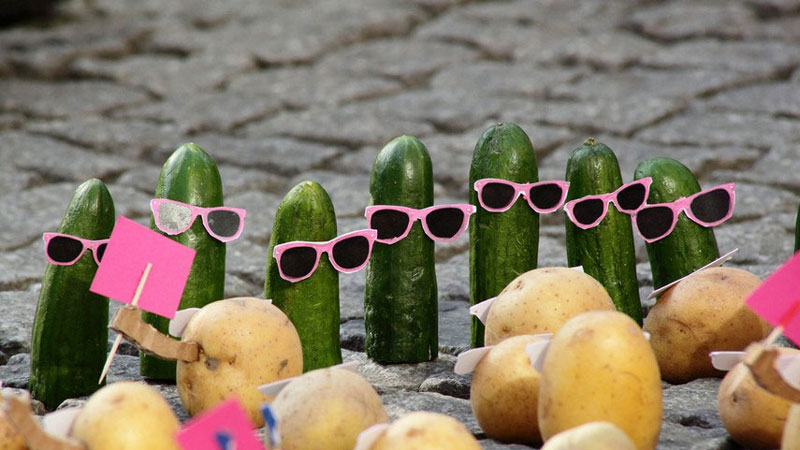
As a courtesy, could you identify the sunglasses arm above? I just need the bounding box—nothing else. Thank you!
[109,306,200,363]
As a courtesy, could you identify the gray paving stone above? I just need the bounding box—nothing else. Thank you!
[436,252,469,303]
[712,144,800,192]
[745,0,800,17]
[0,353,31,388]
[538,234,569,268]
[0,112,25,130]
[418,370,470,399]
[517,30,663,70]
[705,82,800,118]
[0,166,38,195]
[761,16,800,42]
[340,270,366,322]
[382,390,480,435]
[345,351,456,393]
[715,182,797,222]
[0,80,151,118]
[0,288,38,355]
[662,378,723,428]
[479,439,535,450]
[640,39,800,75]
[329,146,379,177]
[225,238,270,293]
[288,170,371,218]
[431,61,585,99]
[624,2,757,41]
[340,319,366,351]
[224,273,261,299]
[715,218,794,265]
[224,189,281,244]
[0,183,81,251]
[0,241,45,292]
[438,299,471,354]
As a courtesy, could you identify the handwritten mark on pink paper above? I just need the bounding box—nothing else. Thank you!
[176,398,263,450]
[746,251,800,346]
[90,216,195,319]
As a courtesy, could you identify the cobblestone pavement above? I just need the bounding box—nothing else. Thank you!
[1,0,800,449]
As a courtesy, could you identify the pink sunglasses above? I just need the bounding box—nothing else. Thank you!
[150,198,246,243]
[43,232,109,266]
[365,204,476,245]
[632,183,736,243]
[564,177,653,229]
[273,229,378,282]
[473,178,571,214]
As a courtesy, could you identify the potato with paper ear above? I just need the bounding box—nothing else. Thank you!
[0,384,27,450]
[355,411,481,450]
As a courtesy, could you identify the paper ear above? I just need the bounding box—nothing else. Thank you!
[454,347,494,375]
[41,407,83,440]
[168,308,202,337]
[469,297,496,325]
[258,360,360,397]
[527,340,551,372]
[648,248,738,300]
[353,423,390,450]
[776,353,800,392]
[710,351,745,371]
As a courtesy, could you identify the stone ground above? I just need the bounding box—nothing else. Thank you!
[1,0,800,448]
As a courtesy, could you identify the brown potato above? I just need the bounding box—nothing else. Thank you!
[643,267,769,383]
[372,412,480,450]
[718,348,796,449]
[540,421,637,450]
[0,389,27,450]
[177,297,303,426]
[484,267,615,345]
[470,334,544,445]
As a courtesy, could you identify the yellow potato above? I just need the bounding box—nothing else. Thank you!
[273,367,387,450]
[718,348,796,449]
[484,267,615,345]
[782,403,800,450]
[177,297,303,426]
[372,412,480,450]
[540,421,637,450]
[538,311,662,450]
[643,267,768,383]
[0,389,27,450]
[470,334,544,445]
[71,381,179,450]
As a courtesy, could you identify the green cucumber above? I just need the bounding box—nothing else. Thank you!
[565,138,642,324]
[634,157,720,290]
[469,123,539,347]
[30,179,115,409]
[364,135,437,363]
[265,181,341,371]
[141,143,225,380]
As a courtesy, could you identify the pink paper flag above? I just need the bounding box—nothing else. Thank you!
[90,216,195,319]
[175,398,263,450]
[746,251,800,346]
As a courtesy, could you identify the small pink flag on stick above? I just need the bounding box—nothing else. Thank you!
[175,398,264,450]
[746,251,800,346]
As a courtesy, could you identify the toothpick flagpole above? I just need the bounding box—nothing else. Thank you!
[98,262,152,384]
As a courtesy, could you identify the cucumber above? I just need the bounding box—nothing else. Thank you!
[141,143,226,380]
[364,135,437,363]
[469,123,539,347]
[565,138,642,324]
[634,157,720,290]
[30,179,115,409]
[265,181,341,371]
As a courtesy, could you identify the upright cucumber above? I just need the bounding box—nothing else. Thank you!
[634,157,720,290]
[365,136,437,363]
[469,123,539,347]
[30,179,115,409]
[141,143,226,380]
[265,181,341,371]
[565,139,642,324]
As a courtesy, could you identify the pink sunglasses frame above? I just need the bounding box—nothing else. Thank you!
[42,232,109,266]
[564,177,654,230]
[273,228,379,282]
[473,178,571,214]
[364,204,477,245]
[632,182,736,244]
[150,198,247,243]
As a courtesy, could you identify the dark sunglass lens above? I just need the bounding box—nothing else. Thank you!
[572,198,605,225]
[529,183,563,210]
[690,189,731,223]
[206,210,241,237]
[96,243,107,262]
[636,207,674,240]
[332,236,370,269]
[425,208,465,239]
[47,236,84,263]
[280,247,318,279]
[369,209,410,240]
[481,182,516,209]
[616,183,646,211]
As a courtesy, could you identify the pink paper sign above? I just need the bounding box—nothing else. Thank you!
[746,251,800,346]
[175,398,263,450]
[90,216,195,319]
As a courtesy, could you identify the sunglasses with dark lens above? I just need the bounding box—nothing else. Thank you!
[632,183,736,244]
[473,178,571,214]
[364,204,476,245]
[564,177,653,229]
[43,232,109,266]
[150,198,247,243]
[273,229,378,283]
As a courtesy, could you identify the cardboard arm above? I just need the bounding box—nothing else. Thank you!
[109,306,200,363]
[743,342,800,403]
[1,393,85,450]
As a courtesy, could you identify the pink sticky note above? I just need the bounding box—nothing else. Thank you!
[746,251,800,346]
[90,216,195,319]
[175,398,263,450]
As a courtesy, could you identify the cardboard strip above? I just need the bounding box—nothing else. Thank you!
[743,342,800,403]
[110,305,200,362]
[648,249,738,300]
[1,393,85,450]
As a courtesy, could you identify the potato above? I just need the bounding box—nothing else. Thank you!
[177,297,303,426]
[718,348,796,449]
[71,381,179,450]
[470,334,544,445]
[540,421,637,450]
[372,412,480,450]
[273,367,387,450]
[643,267,768,383]
[538,310,662,450]
[484,267,615,345]
[783,403,800,450]
[0,389,27,450]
